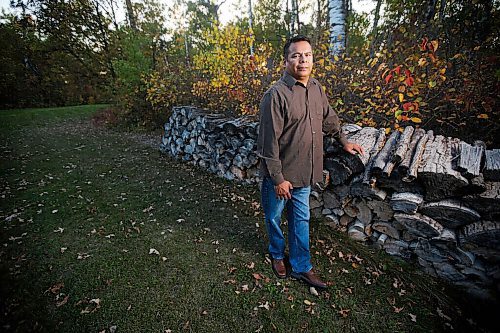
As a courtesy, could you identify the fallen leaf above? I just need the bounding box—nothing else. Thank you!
[142,205,154,213]
[77,253,91,260]
[149,248,160,255]
[409,313,417,322]
[338,309,350,317]
[258,301,270,310]
[393,306,404,313]
[48,282,64,294]
[56,294,69,307]
[252,273,262,280]
[309,287,319,296]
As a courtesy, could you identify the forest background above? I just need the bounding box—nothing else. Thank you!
[0,0,498,146]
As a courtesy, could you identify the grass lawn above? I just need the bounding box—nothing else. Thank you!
[0,105,492,332]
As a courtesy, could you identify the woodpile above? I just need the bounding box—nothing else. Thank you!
[161,106,500,302]
[160,106,260,183]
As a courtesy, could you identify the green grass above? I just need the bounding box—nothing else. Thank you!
[0,105,492,332]
[0,104,109,129]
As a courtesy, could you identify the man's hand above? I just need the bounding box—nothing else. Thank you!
[343,142,365,156]
[275,180,293,200]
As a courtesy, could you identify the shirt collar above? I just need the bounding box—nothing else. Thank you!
[281,71,316,89]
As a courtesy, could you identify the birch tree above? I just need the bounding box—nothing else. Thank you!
[328,0,347,54]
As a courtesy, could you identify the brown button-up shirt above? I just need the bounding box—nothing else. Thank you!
[257,71,347,187]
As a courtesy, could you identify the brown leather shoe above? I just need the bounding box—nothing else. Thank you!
[271,259,287,279]
[291,269,327,289]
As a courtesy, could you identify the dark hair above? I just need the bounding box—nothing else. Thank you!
[283,35,312,60]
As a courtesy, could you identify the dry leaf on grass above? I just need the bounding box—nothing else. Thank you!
[56,294,69,307]
[393,306,404,313]
[338,309,350,317]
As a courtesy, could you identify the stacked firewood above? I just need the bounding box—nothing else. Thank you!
[161,106,500,301]
[317,126,500,300]
[160,106,260,183]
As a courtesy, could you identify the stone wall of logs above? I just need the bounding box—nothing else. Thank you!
[161,106,500,302]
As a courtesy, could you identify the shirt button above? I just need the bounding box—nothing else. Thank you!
[312,131,316,134]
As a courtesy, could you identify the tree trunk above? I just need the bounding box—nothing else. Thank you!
[369,0,382,56]
[328,0,346,54]
[425,0,438,22]
[125,0,137,30]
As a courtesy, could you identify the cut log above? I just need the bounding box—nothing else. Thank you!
[324,158,352,185]
[325,214,340,228]
[431,228,457,247]
[484,149,500,181]
[376,233,388,248]
[419,199,481,229]
[340,214,354,227]
[399,128,425,173]
[413,239,449,263]
[342,123,363,134]
[350,182,387,201]
[393,126,415,163]
[418,135,469,200]
[459,221,500,250]
[406,130,432,181]
[348,219,368,241]
[390,192,424,214]
[309,194,323,209]
[372,130,400,174]
[354,199,372,225]
[457,141,484,178]
[463,181,500,221]
[343,200,358,218]
[323,191,341,209]
[367,200,394,222]
[394,212,444,238]
[383,239,412,259]
[372,221,400,239]
[362,128,386,184]
[344,127,381,165]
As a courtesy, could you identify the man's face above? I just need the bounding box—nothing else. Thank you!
[284,41,313,83]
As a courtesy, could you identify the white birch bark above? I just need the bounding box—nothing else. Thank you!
[328,0,346,54]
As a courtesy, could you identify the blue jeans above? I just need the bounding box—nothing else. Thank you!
[261,177,312,273]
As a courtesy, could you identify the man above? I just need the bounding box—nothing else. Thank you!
[257,35,364,289]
